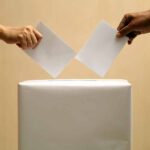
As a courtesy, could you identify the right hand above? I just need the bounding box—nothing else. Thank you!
[117,10,150,44]
[2,25,42,49]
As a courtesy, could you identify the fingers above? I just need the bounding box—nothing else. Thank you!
[30,32,38,49]
[128,35,136,45]
[32,29,42,49]
[26,31,33,48]
[17,26,42,50]
[117,16,127,31]
[33,28,42,41]
[17,34,28,49]
[117,24,134,38]
[127,32,136,44]
[26,26,42,49]
[117,14,133,31]
[117,13,136,39]
[127,31,141,44]
[128,37,134,45]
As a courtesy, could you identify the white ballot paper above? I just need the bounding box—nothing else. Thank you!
[25,22,76,78]
[76,21,128,77]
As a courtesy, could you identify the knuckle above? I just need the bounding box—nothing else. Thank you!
[124,13,133,19]
[129,14,134,19]
[124,14,129,18]
[23,28,28,34]
[129,22,135,28]
[26,25,33,31]
[18,34,24,40]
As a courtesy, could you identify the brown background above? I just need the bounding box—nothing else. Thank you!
[0,0,150,150]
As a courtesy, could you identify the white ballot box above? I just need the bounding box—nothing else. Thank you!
[18,80,132,150]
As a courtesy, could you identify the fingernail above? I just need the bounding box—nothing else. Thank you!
[116,32,121,38]
[40,34,43,38]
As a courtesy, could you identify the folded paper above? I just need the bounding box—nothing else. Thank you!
[18,79,131,150]
[76,21,128,77]
[25,22,76,78]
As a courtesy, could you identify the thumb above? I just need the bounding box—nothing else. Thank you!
[117,24,134,38]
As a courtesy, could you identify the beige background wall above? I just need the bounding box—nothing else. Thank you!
[0,0,150,150]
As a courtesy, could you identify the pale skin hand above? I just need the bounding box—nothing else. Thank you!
[0,25,42,49]
[117,10,150,44]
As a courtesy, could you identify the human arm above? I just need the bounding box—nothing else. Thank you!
[0,25,42,49]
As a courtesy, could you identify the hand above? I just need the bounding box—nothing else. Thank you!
[1,25,42,49]
[117,10,150,44]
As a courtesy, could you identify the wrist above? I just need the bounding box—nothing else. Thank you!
[146,10,150,24]
[0,25,6,40]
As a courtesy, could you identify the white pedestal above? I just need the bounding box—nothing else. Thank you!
[18,80,131,150]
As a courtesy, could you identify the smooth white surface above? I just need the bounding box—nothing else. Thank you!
[25,22,76,78]
[19,79,130,86]
[19,80,131,150]
[76,21,128,77]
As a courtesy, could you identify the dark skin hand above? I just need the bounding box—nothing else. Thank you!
[117,10,150,44]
